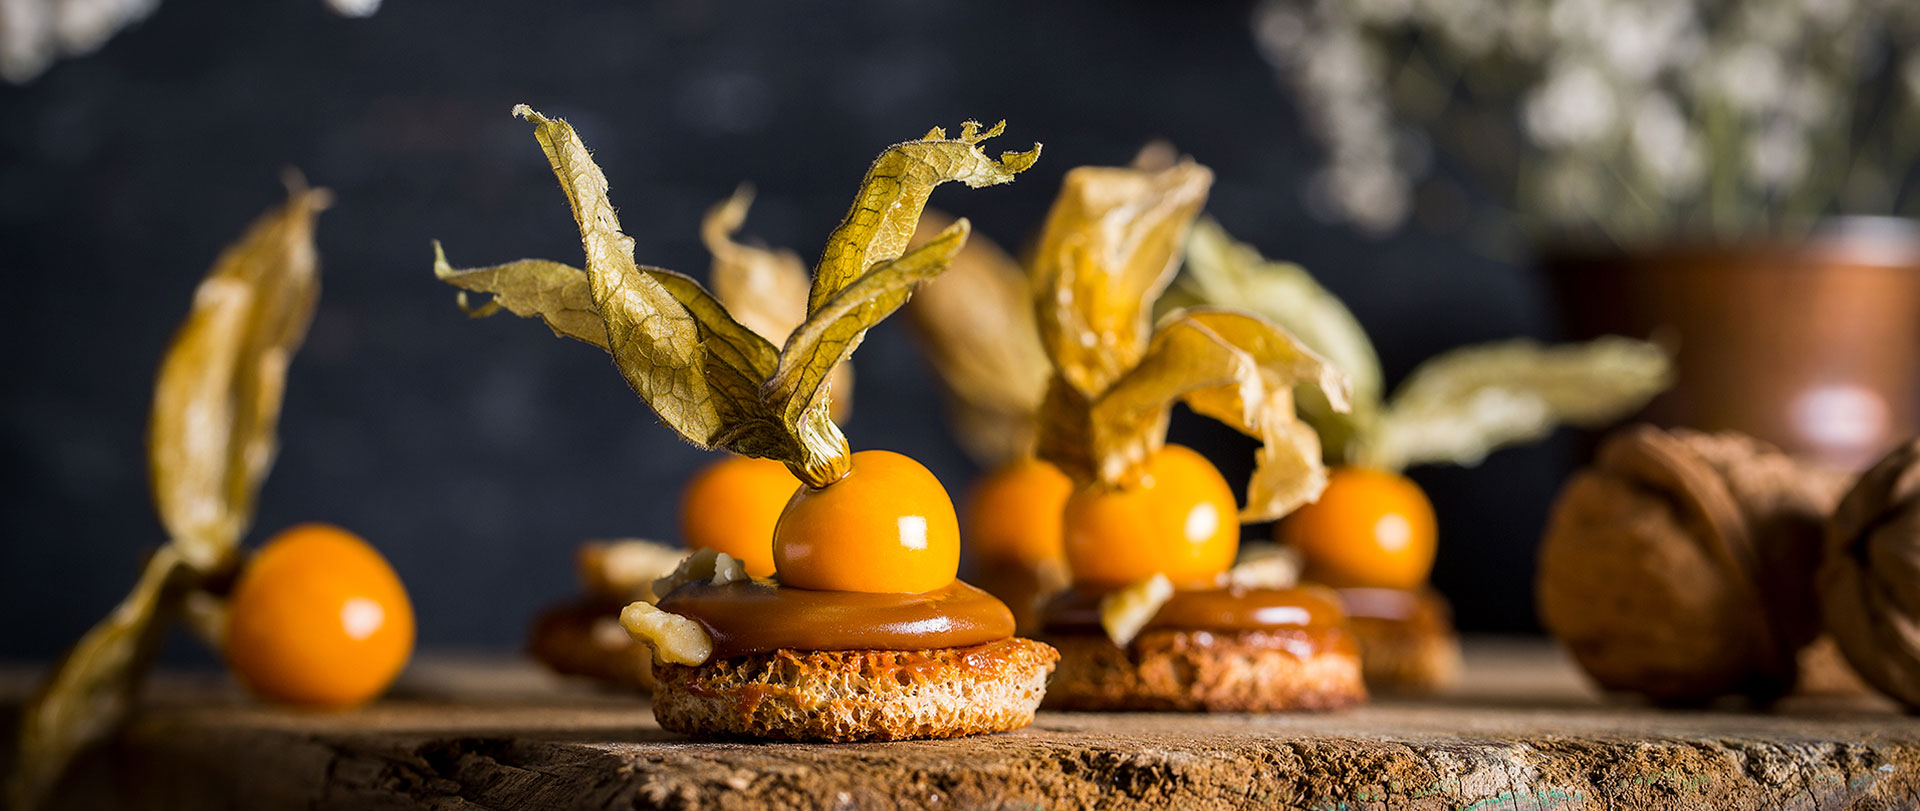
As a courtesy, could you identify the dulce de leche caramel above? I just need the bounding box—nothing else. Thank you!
[1042,584,1350,635]
[656,579,1015,659]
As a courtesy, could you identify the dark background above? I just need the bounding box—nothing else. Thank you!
[0,0,1567,662]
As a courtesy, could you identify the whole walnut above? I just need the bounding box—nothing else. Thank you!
[1538,426,1848,703]
[1820,439,1920,711]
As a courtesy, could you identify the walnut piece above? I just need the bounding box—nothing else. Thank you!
[577,539,688,603]
[1819,438,1920,710]
[619,602,713,666]
[1099,574,1173,646]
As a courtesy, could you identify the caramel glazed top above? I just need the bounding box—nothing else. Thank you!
[1042,584,1358,658]
[657,580,1016,659]
[656,576,1352,659]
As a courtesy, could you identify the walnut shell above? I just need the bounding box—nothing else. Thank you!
[1538,425,1846,703]
[1819,438,1920,711]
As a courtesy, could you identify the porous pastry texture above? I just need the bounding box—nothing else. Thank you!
[1041,628,1367,712]
[1344,588,1462,694]
[651,638,1059,741]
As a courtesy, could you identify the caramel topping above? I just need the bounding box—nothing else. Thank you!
[1042,584,1348,635]
[656,579,1015,659]
[1337,586,1455,632]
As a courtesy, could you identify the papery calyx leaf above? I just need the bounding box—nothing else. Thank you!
[903,210,1052,468]
[9,549,188,811]
[436,108,1030,486]
[149,185,327,573]
[808,120,1039,313]
[433,243,607,349]
[507,106,796,463]
[703,186,854,424]
[703,185,811,346]
[1032,161,1213,398]
[1086,308,1350,521]
[1173,218,1383,462]
[765,220,973,485]
[1359,336,1670,470]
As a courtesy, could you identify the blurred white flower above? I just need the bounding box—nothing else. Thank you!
[1784,75,1834,125]
[1735,2,1800,49]
[1,0,376,82]
[1548,0,1609,43]
[0,0,157,82]
[1631,93,1704,195]
[1600,2,1694,83]
[1424,0,1499,59]
[1502,3,1553,60]
[1524,61,1619,147]
[1351,0,1415,26]
[326,0,380,17]
[1745,120,1809,190]
[1309,162,1412,232]
[1703,43,1786,114]
[1254,1,1310,59]
[1253,0,1919,240]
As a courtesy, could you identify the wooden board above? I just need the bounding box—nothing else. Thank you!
[9,639,1920,810]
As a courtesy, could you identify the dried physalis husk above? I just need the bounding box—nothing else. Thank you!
[1030,161,1347,519]
[436,107,1036,488]
[1820,438,1920,710]
[11,186,327,811]
[1170,218,1669,470]
[1172,217,1382,456]
[702,186,853,424]
[1538,425,1849,703]
[1360,337,1671,471]
[1032,162,1212,399]
[151,184,329,572]
[904,210,1052,467]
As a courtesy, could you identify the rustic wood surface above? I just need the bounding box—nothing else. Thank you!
[6,638,1919,810]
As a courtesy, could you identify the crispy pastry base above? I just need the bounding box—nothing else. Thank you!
[1040,628,1366,712]
[651,638,1059,741]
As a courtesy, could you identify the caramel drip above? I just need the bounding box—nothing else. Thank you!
[657,579,1015,659]
[1041,584,1349,635]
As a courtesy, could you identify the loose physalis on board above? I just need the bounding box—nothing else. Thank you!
[9,183,415,811]
[435,107,1056,740]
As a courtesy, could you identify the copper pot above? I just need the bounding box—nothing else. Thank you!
[1550,219,1920,469]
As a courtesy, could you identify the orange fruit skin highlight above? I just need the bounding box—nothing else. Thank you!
[774,449,961,594]
[965,457,1073,569]
[680,455,798,577]
[1061,444,1240,589]
[225,523,415,709]
[1278,466,1437,590]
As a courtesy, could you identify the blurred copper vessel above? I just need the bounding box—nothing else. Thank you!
[1550,218,1920,470]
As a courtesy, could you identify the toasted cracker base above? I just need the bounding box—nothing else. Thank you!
[1349,615,1461,694]
[1041,629,1366,712]
[651,638,1059,742]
